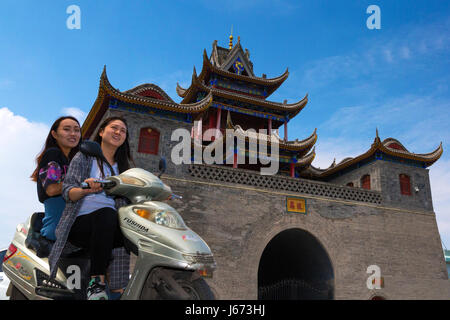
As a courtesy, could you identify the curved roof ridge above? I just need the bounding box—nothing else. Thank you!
[310,135,443,178]
[124,83,174,102]
[295,147,316,166]
[380,141,443,160]
[176,82,187,97]
[202,49,289,86]
[231,124,316,151]
[382,137,409,151]
[211,40,221,67]
[186,75,308,113]
[100,66,213,113]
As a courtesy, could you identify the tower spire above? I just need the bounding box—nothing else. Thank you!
[229,25,233,49]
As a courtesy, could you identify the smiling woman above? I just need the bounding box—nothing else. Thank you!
[48,116,135,300]
[30,116,81,245]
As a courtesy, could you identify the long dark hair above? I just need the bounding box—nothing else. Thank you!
[94,116,134,178]
[31,116,81,182]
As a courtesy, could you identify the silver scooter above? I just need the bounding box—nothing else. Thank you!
[2,141,216,300]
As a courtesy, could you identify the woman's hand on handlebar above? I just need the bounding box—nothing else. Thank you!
[83,178,103,194]
[68,177,103,202]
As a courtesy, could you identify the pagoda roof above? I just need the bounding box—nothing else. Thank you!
[294,148,316,167]
[82,66,213,137]
[306,132,443,178]
[177,47,289,100]
[192,135,316,168]
[207,111,318,154]
[178,67,308,118]
[232,125,317,153]
[210,39,255,76]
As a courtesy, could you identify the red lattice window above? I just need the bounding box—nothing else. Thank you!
[399,174,411,196]
[387,143,405,151]
[361,175,371,190]
[138,127,160,155]
[137,89,165,100]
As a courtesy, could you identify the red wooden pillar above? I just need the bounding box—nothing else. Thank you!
[233,150,238,168]
[268,118,272,135]
[290,163,295,177]
[216,108,222,137]
[196,118,202,141]
[208,112,215,129]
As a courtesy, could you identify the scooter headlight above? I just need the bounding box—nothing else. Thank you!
[133,208,187,230]
[120,176,146,186]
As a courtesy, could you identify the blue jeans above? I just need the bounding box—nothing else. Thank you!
[40,196,66,241]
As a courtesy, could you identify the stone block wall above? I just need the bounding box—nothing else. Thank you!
[328,161,433,212]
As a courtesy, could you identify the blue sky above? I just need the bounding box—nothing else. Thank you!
[1,1,450,251]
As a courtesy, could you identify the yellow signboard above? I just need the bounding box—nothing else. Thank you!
[286,197,307,214]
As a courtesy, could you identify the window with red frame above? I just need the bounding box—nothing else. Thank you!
[399,174,411,196]
[361,174,371,190]
[138,127,160,155]
[346,182,354,187]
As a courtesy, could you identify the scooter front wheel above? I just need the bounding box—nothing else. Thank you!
[173,272,215,300]
[140,269,215,300]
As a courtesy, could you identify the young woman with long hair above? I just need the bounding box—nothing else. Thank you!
[48,116,134,300]
[31,116,81,243]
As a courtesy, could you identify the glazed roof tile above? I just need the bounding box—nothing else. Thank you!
[100,66,212,113]
[179,68,308,117]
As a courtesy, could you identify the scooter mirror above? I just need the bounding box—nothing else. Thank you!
[158,157,167,177]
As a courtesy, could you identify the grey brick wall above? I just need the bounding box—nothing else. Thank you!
[328,161,434,212]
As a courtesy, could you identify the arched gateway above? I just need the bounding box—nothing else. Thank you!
[258,228,334,300]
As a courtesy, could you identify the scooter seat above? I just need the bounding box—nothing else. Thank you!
[24,212,53,258]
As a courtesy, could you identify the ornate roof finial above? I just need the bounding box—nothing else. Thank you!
[373,127,381,145]
[229,25,233,49]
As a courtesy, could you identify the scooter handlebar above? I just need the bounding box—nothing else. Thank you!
[81,180,116,189]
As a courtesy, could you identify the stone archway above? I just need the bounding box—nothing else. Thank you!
[257,228,334,300]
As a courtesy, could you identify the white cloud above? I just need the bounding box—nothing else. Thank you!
[400,46,411,59]
[317,93,450,153]
[0,108,48,247]
[299,17,450,91]
[312,136,368,169]
[61,107,87,125]
[0,79,14,90]
[383,49,394,63]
